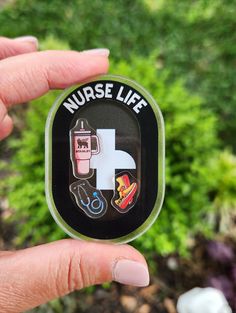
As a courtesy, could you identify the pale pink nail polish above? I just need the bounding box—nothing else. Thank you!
[13,36,38,48]
[14,36,38,43]
[81,48,110,57]
[113,260,150,287]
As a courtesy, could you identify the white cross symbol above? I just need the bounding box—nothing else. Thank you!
[90,129,136,190]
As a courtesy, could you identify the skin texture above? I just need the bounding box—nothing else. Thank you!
[0,37,149,312]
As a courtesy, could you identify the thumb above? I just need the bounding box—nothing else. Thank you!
[0,239,149,313]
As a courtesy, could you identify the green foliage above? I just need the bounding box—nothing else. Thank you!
[0,0,157,59]
[207,150,236,212]
[38,35,70,51]
[0,0,235,148]
[198,150,236,236]
[2,34,219,254]
[154,0,236,150]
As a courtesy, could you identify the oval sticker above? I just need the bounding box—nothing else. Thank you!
[45,75,165,243]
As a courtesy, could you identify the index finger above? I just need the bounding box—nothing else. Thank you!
[0,49,109,107]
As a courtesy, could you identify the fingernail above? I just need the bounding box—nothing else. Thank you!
[113,260,150,287]
[14,36,38,48]
[81,48,110,57]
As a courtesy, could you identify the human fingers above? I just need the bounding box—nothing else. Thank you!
[0,48,109,107]
[0,239,149,312]
[0,48,109,140]
[0,36,38,60]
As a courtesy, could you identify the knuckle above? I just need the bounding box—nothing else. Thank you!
[53,240,84,294]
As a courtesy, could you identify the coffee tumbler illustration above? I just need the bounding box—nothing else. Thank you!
[70,119,100,176]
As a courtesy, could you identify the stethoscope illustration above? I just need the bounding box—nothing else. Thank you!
[77,183,106,215]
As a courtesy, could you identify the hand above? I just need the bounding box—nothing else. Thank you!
[0,36,149,312]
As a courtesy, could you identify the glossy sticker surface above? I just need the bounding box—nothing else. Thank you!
[111,171,139,214]
[45,75,165,243]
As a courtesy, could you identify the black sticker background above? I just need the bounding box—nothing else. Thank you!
[51,80,158,239]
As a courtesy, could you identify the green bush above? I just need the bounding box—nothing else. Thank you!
[203,150,236,234]
[154,0,236,150]
[2,37,219,255]
[208,150,236,211]
[0,0,235,148]
[0,0,157,60]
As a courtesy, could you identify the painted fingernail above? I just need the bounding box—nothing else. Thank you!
[113,260,150,287]
[14,36,38,47]
[81,48,110,57]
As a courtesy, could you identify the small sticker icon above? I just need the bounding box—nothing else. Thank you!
[70,118,100,178]
[70,180,107,218]
[111,172,138,213]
